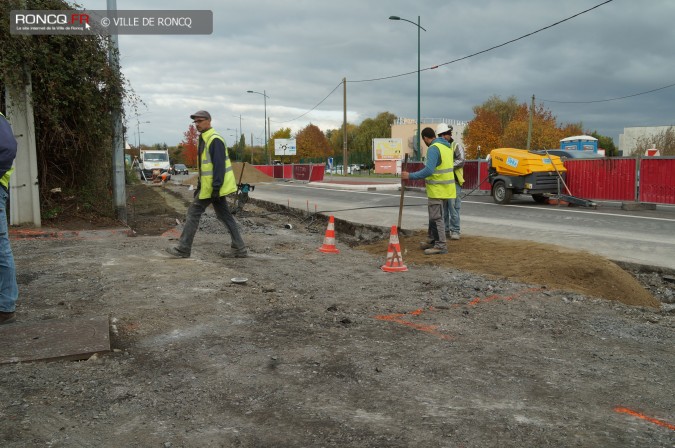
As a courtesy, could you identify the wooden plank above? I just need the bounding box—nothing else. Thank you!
[0,316,110,364]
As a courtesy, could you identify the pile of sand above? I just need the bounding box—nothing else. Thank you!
[360,230,660,308]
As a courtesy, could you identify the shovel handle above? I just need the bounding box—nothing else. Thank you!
[397,154,409,231]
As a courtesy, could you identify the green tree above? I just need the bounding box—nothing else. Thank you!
[590,131,617,156]
[326,124,358,164]
[351,112,396,165]
[1,0,129,218]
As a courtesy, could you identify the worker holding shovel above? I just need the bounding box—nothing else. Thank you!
[402,127,456,255]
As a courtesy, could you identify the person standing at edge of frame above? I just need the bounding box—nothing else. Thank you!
[0,111,18,325]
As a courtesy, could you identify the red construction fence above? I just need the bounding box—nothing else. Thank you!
[253,157,675,205]
[430,157,675,204]
[252,163,325,182]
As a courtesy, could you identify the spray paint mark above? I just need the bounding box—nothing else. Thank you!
[374,308,452,341]
[614,407,675,431]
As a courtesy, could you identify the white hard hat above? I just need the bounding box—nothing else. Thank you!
[436,123,453,136]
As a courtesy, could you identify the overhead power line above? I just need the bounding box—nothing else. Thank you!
[271,81,343,124]
[269,0,614,122]
[350,0,614,83]
[541,81,675,104]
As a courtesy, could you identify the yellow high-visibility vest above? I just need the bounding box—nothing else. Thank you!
[198,127,236,200]
[426,141,456,199]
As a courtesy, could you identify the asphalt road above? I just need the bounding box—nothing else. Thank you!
[251,179,675,270]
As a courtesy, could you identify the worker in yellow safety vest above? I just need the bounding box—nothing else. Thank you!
[402,126,456,255]
[436,123,465,240]
[166,110,248,259]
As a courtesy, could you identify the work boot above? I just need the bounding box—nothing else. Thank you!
[165,247,190,258]
[424,247,448,255]
[419,240,435,250]
[0,312,16,325]
[450,232,460,240]
[445,230,451,238]
[220,248,249,258]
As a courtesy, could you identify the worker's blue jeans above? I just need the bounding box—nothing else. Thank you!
[0,188,18,313]
[444,185,461,234]
[176,195,246,255]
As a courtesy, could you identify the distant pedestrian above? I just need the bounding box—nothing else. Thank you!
[0,111,18,324]
[166,111,248,259]
[402,127,456,255]
[437,123,465,240]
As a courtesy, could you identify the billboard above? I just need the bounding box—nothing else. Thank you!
[274,139,297,156]
[373,138,403,160]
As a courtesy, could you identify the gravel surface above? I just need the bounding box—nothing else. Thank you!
[1,182,673,447]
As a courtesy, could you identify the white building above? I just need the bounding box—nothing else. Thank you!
[619,126,672,155]
[391,118,467,160]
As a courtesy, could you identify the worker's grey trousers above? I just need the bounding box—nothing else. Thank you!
[176,196,246,255]
[426,198,447,249]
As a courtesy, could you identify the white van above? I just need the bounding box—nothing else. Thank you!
[139,149,171,179]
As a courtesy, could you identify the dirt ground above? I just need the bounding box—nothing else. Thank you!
[1,171,674,447]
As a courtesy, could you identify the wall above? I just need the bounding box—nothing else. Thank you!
[619,125,672,155]
[391,118,467,160]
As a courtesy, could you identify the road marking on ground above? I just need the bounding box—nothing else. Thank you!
[467,288,544,306]
[374,288,544,340]
[614,407,675,431]
[373,308,452,341]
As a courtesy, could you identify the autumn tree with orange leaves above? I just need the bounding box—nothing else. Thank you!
[295,124,331,162]
[463,95,584,158]
[180,124,199,167]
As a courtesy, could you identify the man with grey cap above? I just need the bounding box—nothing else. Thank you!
[436,123,465,240]
[166,110,248,259]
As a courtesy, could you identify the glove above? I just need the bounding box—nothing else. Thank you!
[211,190,221,200]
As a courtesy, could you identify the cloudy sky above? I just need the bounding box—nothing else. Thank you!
[72,0,674,149]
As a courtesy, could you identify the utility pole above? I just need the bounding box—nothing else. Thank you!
[343,77,348,172]
[267,116,271,164]
[526,94,535,151]
[6,0,40,226]
[107,0,126,223]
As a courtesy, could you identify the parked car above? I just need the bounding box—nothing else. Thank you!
[171,163,189,175]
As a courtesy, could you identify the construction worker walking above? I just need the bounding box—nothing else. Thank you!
[166,110,248,259]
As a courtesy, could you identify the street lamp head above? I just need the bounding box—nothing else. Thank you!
[246,90,254,93]
[389,16,401,20]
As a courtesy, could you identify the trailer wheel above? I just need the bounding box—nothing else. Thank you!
[532,194,548,204]
[493,181,512,205]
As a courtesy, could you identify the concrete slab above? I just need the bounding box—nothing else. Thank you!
[621,202,657,211]
[0,316,110,364]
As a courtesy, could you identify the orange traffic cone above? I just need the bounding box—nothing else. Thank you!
[318,215,340,254]
[381,225,408,272]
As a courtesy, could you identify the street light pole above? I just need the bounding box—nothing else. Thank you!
[389,15,426,161]
[247,90,269,164]
[233,114,243,145]
[136,120,150,150]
